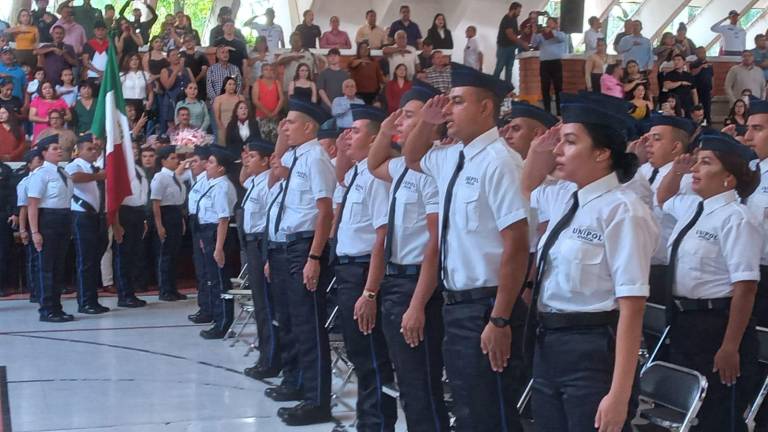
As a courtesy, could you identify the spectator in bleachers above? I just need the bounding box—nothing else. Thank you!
[72,81,96,135]
[175,82,209,131]
[103,4,115,28]
[6,9,39,68]
[53,5,86,55]
[82,20,109,85]
[424,50,451,93]
[55,68,77,107]
[494,2,526,84]
[725,50,766,103]
[0,106,25,161]
[417,38,434,70]
[35,25,77,86]
[463,25,483,71]
[213,20,248,76]
[159,47,194,135]
[295,10,321,50]
[600,62,624,98]
[690,46,714,124]
[29,80,69,140]
[654,32,678,72]
[245,8,285,53]
[388,4,422,48]
[426,13,453,49]
[174,12,200,46]
[206,45,243,133]
[355,9,387,49]
[662,53,698,117]
[621,59,648,93]
[660,93,683,116]
[213,76,244,144]
[250,63,282,142]
[115,20,142,66]
[57,0,102,39]
[320,16,351,49]
[627,82,653,120]
[126,101,148,139]
[331,78,362,127]
[0,47,27,100]
[180,34,209,102]
[118,0,157,46]
[144,37,168,87]
[674,23,695,58]
[349,41,385,105]
[384,30,419,80]
[26,67,44,102]
[724,99,748,127]
[120,53,153,119]
[618,20,653,72]
[318,48,350,112]
[711,10,746,56]
[159,21,181,51]
[224,100,260,155]
[383,63,411,113]
[36,109,76,159]
[32,0,56,44]
[247,36,273,91]
[288,63,318,104]
[277,32,321,92]
[532,16,567,115]
[208,7,244,46]
[585,38,608,92]
[0,80,23,114]
[612,19,632,54]
[584,16,603,55]
[752,34,768,81]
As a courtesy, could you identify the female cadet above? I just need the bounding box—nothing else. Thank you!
[27,134,76,322]
[196,146,238,339]
[16,148,43,303]
[657,132,761,432]
[525,93,659,431]
[150,146,188,301]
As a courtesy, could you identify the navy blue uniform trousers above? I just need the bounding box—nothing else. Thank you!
[72,211,108,308]
[267,242,300,389]
[189,215,212,316]
[198,223,233,332]
[156,206,183,296]
[37,209,71,317]
[113,205,146,301]
[245,234,280,370]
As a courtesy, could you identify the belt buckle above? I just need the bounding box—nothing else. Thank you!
[707,299,714,310]
[674,299,684,312]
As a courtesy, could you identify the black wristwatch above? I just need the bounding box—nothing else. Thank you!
[489,316,511,328]
[308,254,322,261]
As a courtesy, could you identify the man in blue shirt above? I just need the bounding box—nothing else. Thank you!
[0,47,27,100]
[617,20,654,72]
[532,17,567,115]
[388,5,422,48]
[752,34,768,80]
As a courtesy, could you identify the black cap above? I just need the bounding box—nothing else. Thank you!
[560,92,636,138]
[246,136,275,156]
[648,114,696,136]
[399,79,441,108]
[505,101,558,128]
[23,147,42,163]
[749,100,768,116]
[450,62,514,97]
[193,145,212,159]
[729,9,740,16]
[351,104,387,123]
[35,133,59,150]
[156,145,176,160]
[77,133,94,143]
[318,118,343,140]
[288,97,331,124]
[698,132,758,165]
[209,145,237,170]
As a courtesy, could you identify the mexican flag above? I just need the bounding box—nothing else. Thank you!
[91,40,135,225]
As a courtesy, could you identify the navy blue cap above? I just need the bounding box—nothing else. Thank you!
[35,133,59,150]
[648,114,696,136]
[288,97,331,124]
[246,136,275,155]
[193,145,212,159]
[450,62,514,96]
[351,104,387,123]
[156,145,176,160]
[505,101,558,128]
[318,118,343,140]
[560,92,636,138]
[77,133,94,143]
[749,99,768,116]
[209,145,237,169]
[23,147,42,163]
[698,132,759,165]
[399,80,441,108]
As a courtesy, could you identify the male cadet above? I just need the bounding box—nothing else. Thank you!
[112,141,150,308]
[16,148,44,303]
[334,104,397,430]
[241,136,282,379]
[636,115,694,304]
[66,133,110,314]
[318,118,341,160]
[272,98,335,426]
[27,134,75,322]
[367,81,451,431]
[500,101,559,160]
[186,146,214,323]
[403,64,530,431]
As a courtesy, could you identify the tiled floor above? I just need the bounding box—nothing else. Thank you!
[0,296,374,432]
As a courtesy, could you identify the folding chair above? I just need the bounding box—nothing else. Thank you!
[744,326,768,431]
[324,276,356,416]
[221,264,255,345]
[641,303,671,374]
[638,361,708,431]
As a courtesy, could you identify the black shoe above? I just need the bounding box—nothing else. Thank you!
[188,311,213,323]
[60,313,75,321]
[29,297,39,303]
[94,303,110,313]
[40,313,73,323]
[171,292,188,300]
[244,363,281,380]
[62,287,75,295]
[158,292,178,301]
[265,385,302,402]
[199,326,227,339]
[280,402,332,426]
[78,304,108,314]
[118,297,147,308]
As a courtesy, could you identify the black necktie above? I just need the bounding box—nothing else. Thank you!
[261,182,285,258]
[334,164,359,240]
[523,191,580,357]
[135,167,143,182]
[242,180,256,206]
[665,201,704,323]
[384,166,409,264]
[274,148,299,235]
[172,174,182,192]
[195,184,216,215]
[648,167,660,185]
[438,150,465,285]
[92,164,105,213]
[57,166,69,185]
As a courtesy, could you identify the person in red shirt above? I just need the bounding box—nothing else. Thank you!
[0,106,26,161]
[384,63,412,113]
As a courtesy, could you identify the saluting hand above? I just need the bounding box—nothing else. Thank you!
[594,392,629,432]
[721,124,738,137]
[480,323,511,373]
[400,305,425,347]
[354,294,376,335]
[420,95,449,125]
[671,153,695,175]
[379,108,401,138]
[626,134,650,165]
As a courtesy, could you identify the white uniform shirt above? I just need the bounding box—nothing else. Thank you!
[665,190,762,299]
[710,22,746,52]
[242,170,271,234]
[16,175,30,207]
[387,156,439,265]
[463,37,482,70]
[150,167,186,206]
[122,166,149,207]
[336,159,389,257]
[197,175,237,225]
[278,139,336,235]
[187,172,209,215]
[637,161,678,264]
[65,158,101,213]
[746,159,768,265]
[249,23,284,53]
[27,161,74,209]
[584,29,604,55]
[266,180,287,242]
[537,173,659,312]
[420,127,530,291]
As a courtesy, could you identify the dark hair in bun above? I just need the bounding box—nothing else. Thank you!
[582,122,639,183]
[713,151,760,199]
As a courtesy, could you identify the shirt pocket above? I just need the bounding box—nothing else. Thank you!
[399,191,421,226]
[345,192,366,224]
[561,240,606,296]
[457,187,480,232]
[288,177,312,206]
[686,239,720,280]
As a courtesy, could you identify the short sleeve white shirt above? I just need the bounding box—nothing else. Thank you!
[65,158,101,212]
[27,161,73,209]
[150,167,186,206]
[242,170,271,234]
[336,159,390,257]
[197,175,237,224]
[746,159,768,265]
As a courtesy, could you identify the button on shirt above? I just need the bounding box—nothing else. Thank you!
[537,173,659,313]
[665,189,762,299]
[279,140,336,234]
[419,127,529,291]
[242,170,271,234]
[123,166,150,207]
[336,159,389,257]
[197,176,237,225]
[27,161,74,209]
[187,172,208,215]
[387,157,439,265]
[710,22,746,53]
[65,158,101,212]
[747,160,768,265]
[150,167,186,206]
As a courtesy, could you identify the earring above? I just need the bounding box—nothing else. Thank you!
[723,179,729,188]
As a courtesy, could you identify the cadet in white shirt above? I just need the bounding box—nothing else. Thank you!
[403,64,530,432]
[111,142,150,309]
[523,93,659,430]
[150,146,188,302]
[710,10,746,56]
[367,81,450,432]
[66,134,110,315]
[185,146,213,323]
[745,101,768,330]
[658,133,761,432]
[27,134,76,322]
[16,148,44,304]
[197,146,238,340]
[269,98,335,426]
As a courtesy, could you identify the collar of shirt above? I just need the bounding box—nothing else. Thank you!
[577,172,620,206]
[73,157,95,172]
[295,138,321,157]
[161,167,176,177]
[703,189,738,215]
[207,175,227,188]
[252,169,270,185]
[761,157,768,176]
[462,127,500,160]
[42,161,57,171]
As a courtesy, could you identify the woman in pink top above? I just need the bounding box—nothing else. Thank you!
[29,80,70,140]
[319,16,352,49]
[600,63,625,99]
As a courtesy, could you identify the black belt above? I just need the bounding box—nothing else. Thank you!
[286,231,314,243]
[198,223,218,232]
[268,240,287,250]
[337,255,371,265]
[244,232,265,242]
[443,286,497,305]
[385,263,420,276]
[39,208,70,215]
[672,297,731,312]
[538,311,619,330]
[120,205,145,212]
[72,195,98,214]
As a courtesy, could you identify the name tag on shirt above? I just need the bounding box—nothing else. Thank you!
[695,229,718,242]
[568,226,605,245]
